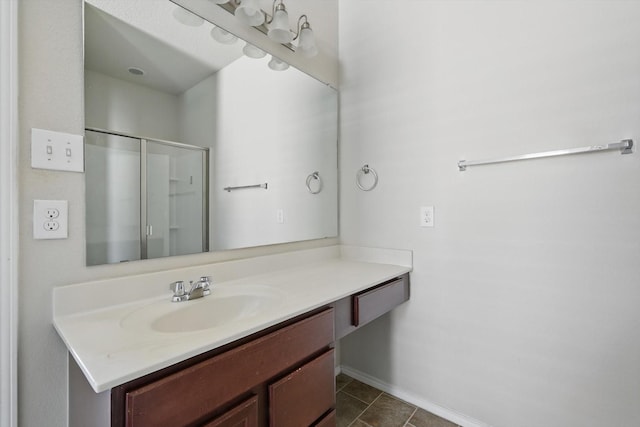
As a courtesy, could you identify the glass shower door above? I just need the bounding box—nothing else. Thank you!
[145,140,208,260]
[85,130,142,265]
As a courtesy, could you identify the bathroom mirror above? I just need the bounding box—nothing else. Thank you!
[84,0,338,266]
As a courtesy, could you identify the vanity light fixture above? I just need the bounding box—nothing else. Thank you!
[268,55,289,71]
[216,0,319,58]
[234,0,265,27]
[172,6,204,27]
[266,0,293,44]
[242,42,267,59]
[211,26,238,44]
[293,15,317,58]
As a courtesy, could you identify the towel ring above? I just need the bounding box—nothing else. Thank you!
[356,164,378,191]
[306,171,323,194]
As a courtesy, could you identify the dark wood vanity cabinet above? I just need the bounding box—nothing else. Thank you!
[112,308,335,427]
[111,273,410,427]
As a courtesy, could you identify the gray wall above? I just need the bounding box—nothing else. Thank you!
[339,1,640,427]
[17,1,336,425]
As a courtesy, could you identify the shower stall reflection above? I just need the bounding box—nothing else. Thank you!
[85,129,208,265]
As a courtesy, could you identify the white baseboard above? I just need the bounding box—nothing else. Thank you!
[339,365,492,427]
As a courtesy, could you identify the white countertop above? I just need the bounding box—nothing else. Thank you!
[53,246,412,393]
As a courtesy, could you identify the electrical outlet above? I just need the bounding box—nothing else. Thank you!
[276,209,284,224]
[33,200,68,239]
[420,206,434,227]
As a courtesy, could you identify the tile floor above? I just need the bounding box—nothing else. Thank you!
[335,374,460,427]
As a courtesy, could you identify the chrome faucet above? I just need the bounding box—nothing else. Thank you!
[170,276,212,302]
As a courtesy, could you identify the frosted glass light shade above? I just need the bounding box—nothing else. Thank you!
[172,7,204,27]
[268,9,293,44]
[243,42,266,59]
[211,27,238,44]
[235,0,265,26]
[268,56,289,71]
[297,27,318,57]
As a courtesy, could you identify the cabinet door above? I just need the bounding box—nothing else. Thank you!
[269,349,335,427]
[202,395,258,427]
[121,309,334,427]
[312,409,335,427]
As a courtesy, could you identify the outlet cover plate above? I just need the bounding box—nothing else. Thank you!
[33,200,68,239]
[420,206,434,227]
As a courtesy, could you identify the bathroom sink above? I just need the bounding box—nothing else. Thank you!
[121,285,285,333]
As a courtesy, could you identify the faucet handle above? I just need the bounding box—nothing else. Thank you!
[199,276,212,295]
[170,281,186,296]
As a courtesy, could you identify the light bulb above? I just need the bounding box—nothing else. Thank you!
[268,5,293,44]
[268,56,289,71]
[297,26,318,57]
[243,43,266,59]
[210,27,238,45]
[235,0,265,26]
[172,7,204,27]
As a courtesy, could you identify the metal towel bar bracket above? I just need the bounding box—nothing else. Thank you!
[458,139,633,171]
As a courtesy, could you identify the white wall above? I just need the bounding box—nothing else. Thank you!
[84,69,180,141]
[18,1,336,426]
[339,2,640,427]
[213,56,338,250]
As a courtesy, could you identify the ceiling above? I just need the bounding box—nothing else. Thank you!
[85,0,243,95]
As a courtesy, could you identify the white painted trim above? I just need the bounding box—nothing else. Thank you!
[0,0,19,426]
[340,365,492,427]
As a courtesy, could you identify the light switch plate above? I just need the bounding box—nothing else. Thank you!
[31,128,84,172]
[33,200,68,239]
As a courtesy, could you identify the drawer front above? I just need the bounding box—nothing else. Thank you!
[125,308,334,427]
[352,275,409,327]
[269,349,335,427]
[202,395,258,427]
[312,409,336,427]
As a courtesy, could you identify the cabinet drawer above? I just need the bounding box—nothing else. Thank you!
[352,275,409,327]
[269,349,335,427]
[202,395,258,427]
[124,308,334,427]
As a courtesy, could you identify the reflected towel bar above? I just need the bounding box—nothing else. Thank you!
[458,139,633,171]
[224,183,268,192]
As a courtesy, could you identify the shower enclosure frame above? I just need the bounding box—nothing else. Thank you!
[85,127,209,264]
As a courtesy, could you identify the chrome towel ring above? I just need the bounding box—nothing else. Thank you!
[356,164,378,191]
[306,171,323,194]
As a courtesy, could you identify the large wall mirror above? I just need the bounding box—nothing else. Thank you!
[84,0,338,266]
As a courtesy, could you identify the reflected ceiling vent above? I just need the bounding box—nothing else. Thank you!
[127,67,145,76]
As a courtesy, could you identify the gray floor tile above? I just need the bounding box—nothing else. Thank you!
[409,408,458,427]
[336,373,353,392]
[342,379,383,404]
[336,391,368,427]
[358,393,416,427]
